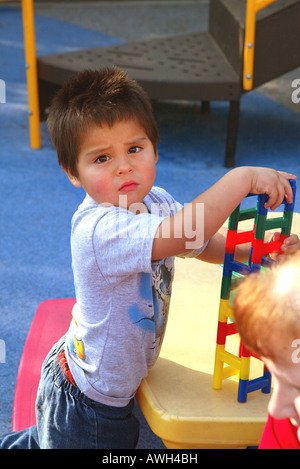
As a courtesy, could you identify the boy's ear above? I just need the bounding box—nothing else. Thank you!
[63,167,82,188]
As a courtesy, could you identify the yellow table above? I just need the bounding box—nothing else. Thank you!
[136,213,300,449]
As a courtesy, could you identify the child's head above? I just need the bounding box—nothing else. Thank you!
[232,252,300,432]
[47,67,159,179]
[232,252,300,364]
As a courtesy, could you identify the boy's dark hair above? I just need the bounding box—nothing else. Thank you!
[47,67,159,177]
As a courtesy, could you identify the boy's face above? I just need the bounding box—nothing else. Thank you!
[65,119,158,209]
[262,354,300,441]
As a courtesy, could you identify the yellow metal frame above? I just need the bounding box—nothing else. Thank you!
[1,0,41,148]
[243,0,278,90]
[1,0,278,145]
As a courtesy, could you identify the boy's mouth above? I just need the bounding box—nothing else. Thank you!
[119,180,138,193]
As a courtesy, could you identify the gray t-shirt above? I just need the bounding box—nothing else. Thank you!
[65,186,207,407]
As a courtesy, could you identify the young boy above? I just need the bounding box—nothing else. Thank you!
[232,251,300,449]
[1,67,299,449]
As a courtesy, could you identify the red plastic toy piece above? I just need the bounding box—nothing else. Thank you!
[11,298,75,431]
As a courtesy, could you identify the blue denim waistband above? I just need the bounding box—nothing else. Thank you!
[46,336,135,419]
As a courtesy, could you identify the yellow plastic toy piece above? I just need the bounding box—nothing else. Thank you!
[213,299,252,391]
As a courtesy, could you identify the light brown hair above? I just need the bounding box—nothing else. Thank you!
[232,251,300,363]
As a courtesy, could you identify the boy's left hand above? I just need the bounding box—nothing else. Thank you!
[280,232,300,253]
[269,232,300,259]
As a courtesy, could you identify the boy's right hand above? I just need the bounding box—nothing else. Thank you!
[247,167,296,211]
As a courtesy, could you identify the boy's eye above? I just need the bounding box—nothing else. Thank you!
[95,155,110,164]
[128,146,142,154]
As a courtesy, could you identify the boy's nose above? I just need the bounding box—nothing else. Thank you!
[116,155,133,175]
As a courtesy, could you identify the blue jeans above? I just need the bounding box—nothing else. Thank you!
[1,337,140,449]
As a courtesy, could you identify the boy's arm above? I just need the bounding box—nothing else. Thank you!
[152,166,295,261]
[195,227,252,264]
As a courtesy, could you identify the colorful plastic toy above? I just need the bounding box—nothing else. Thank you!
[213,180,296,402]
[12,299,74,431]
